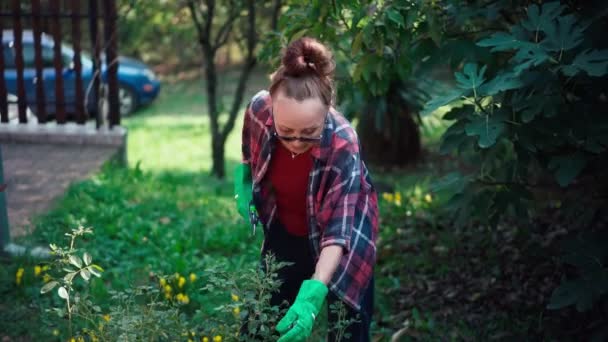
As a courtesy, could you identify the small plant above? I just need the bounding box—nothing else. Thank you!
[327,301,361,341]
[40,226,104,338]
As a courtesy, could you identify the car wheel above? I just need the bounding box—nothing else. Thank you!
[118,84,138,116]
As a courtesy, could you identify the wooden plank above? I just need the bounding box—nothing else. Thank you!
[103,0,120,127]
[71,0,85,123]
[12,0,28,123]
[50,0,66,123]
[89,0,102,129]
[0,30,8,123]
[32,0,47,123]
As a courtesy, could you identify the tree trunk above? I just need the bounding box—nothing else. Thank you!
[212,133,226,178]
[358,95,421,167]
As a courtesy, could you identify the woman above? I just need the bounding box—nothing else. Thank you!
[234,37,378,342]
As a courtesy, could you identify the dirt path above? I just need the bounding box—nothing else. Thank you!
[1,142,119,238]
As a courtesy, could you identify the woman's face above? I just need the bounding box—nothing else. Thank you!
[272,92,327,155]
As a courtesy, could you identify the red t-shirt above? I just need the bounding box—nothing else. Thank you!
[268,142,313,236]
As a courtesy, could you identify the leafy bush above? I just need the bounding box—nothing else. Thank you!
[39,225,355,341]
[425,0,608,335]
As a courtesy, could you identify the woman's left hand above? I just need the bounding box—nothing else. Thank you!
[276,279,328,341]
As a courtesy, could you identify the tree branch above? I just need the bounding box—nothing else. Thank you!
[187,0,206,45]
[271,0,282,31]
[222,0,257,141]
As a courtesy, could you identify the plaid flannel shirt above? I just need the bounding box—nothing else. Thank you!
[241,90,379,311]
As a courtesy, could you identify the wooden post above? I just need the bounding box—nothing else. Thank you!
[50,0,66,123]
[71,0,85,123]
[12,0,28,123]
[32,0,48,123]
[0,146,9,249]
[89,0,102,128]
[103,0,119,128]
[0,29,8,123]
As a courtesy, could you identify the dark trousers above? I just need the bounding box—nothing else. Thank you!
[261,223,374,342]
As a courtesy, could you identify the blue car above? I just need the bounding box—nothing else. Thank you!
[2,29,160,118]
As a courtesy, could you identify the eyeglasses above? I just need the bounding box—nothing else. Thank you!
[273,131,323,143]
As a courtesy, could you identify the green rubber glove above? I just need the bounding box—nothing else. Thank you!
[276,279,328,342]
[233,163,253,220]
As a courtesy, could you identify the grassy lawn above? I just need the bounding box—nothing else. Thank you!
[1,71,564,341]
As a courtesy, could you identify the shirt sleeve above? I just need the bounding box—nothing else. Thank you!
[241,101,253,165]
[320,149,362,253]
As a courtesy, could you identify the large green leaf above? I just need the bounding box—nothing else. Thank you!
[386,8,405,28]
[541,14,584,52]
[455,63,487,91]
[548,152,587,187]
[464,113,506,148]
[476,32,522,52]
[479,72,524,96]
[511,45,551,74]
[521,2,564,33]
[421,89,466,116]
[547,279,593,311]
[561,49,608,77]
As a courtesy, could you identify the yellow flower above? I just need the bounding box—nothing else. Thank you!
[70,338,76,342]
[394,192,402,206]
[16,267,24,285]
[42,265,51,271]
[188,339,194,342]
[165,292,172,300]
[189,273,197,282]
[164,285,172,293]
[382,193,394,202]
[424,193,433,203]
[52,329,60,336]
[176,293,189,304]
[178,276,186,288]
[77,337,85,342]
[231,293,239,302]
[202,338,209,342]
[213,336,222,342]
[159,278,167,287]
[34,265,42,277]
[233,307,240,315]
[42,274,52,283]
[103,314,111,322]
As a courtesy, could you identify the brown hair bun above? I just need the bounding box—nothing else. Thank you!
[282,37,335,78]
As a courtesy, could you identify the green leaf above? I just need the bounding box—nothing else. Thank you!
[548,153,587,187]
[455,63,487,91]
[58,286,69,300]
[422,90,466,116]
[465,114,506,148]
[351,31,364,57]
[64,272,77,283]
[41,281,59,294]
[521,3,564,33]
[88,265,102,278]
[541,14,584,52]
[81,269,91,281]
[431,172,467,194]
[512,45,551,74]
[83,252,92,266]
[477,32,522,52]
[547,279,584,310]
[479,72,524,96]
[386,9,405,28]
[561,49,608,77]
[69,255,82,268]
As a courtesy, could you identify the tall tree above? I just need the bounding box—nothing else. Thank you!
[187,0,280,178]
